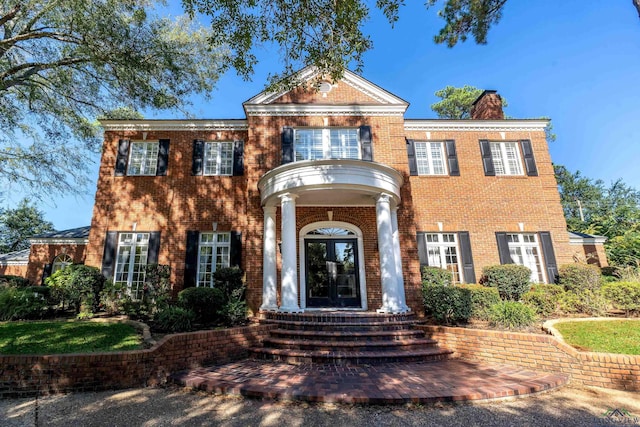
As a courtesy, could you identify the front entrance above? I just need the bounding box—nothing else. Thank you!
[305,238,361,308]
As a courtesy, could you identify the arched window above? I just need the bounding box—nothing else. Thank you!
[52,253,73,274]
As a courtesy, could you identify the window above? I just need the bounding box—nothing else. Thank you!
[128,142,159,176]
[507,233,545,283]
[203,141,233,176]
[415,142,447,175]
[294,128,360,161]
[197,232,231,287]
[51,254,73,274]
[424,233,462,283]
[114,233,150,299]
[490,141,523,176]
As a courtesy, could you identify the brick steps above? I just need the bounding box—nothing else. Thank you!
[269,328,426,341]
[251,347,453,365]
[250,311,452,365]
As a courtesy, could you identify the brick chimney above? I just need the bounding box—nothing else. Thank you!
[470,90,504,120]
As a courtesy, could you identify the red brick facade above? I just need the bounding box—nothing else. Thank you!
[78,69,581,314]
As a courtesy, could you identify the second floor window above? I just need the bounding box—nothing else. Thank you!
[490,141,523,176]
[128,142,159,176]
[415,142,447,175]
[295,128,360,161]
[203,141,233,176]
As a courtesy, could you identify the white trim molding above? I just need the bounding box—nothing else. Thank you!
[258,159,404,207]
[100,120,249,132]
[244,104,407,116]
[28,238,89,245]
[568,232,608,245]
[404,119,550,132]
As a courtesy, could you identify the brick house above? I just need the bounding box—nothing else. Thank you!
[1,68,606,313]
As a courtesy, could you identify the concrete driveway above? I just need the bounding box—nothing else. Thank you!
[2,385,639,426]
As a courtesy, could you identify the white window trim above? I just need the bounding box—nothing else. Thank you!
[294,128,361,161]
[127,141,159,176]
[52,254,73,274]
[203,141,234,176]
[424,233,463,283]
[196,232,231,287]
[507,233,546,283]
[491,141,524,176]
[415,141,448,176]
[114,232,150,299]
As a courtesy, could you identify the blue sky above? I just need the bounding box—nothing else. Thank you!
[9,1,640,230]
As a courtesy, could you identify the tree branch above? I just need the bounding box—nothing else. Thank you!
[0,56,90,90]
[0,4,21,28]
[634,0,640,18]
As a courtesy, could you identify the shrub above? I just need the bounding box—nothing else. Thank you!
[488,301,537,329]
[0,275,31,288]
[178,286,225,324]
[558,264,602,292]
[558,289,607,316]
[481,265,532,301]
[220,285,248,326]
[154,306,195,332]
[601,282,640,316]
[613,265,640,283]
[522,284,564,317]
[422,284,472,325]
[0,287,48,321]
[421,267,453,287]
[142,264,172,313]
[99,281,131,315]
[45,265,106,317]
[457,284,500,320]
[214,267,244,301]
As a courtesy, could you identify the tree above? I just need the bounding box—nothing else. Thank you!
[431,85,508,119]
[554,165,605,233]
[0,198,55,253]
[1,1,222,198]
[184,1,640,88]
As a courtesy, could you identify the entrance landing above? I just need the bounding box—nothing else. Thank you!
[171,359,567,404]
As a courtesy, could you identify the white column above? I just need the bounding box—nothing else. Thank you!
[260,206,278,311]
[391,206,410,312]
[376,193,403,313]
[279,193,301,312]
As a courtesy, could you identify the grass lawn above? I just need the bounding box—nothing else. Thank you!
[0,320,143,355]
[554,320,640,355]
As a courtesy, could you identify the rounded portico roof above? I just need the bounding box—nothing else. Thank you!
[257,159,403,207]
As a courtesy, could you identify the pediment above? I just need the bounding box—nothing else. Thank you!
[243,66,408,116]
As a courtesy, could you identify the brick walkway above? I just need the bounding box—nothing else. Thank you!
[171,359,568,404]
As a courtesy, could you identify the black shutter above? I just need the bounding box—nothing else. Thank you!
[458,231,476,284]
[416,233,428,266]
[115,139,130,176]
[495,232,512,264]
[230,231,242,268]
[156,139,170,176]
[41,264,52,285]
[480,140,495,176]
[192,140,204,175]
[539,231,558,283]
[282,127,294,164]
[407,139,418,176]
[147,232,160,265]
[445,140,460,176]
[233,140,244,176]
[359,125,373,161]
[520,140,538,176]
[101,231,118,278]
[184,231,200,288]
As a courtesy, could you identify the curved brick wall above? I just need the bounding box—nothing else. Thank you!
[419,325,639,391]
[0,324,274,398]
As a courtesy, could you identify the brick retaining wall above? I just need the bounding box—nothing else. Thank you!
[0,324,275,398]
[419,325,640,391]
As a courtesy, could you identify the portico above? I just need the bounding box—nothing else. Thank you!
[258,159,410,313]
